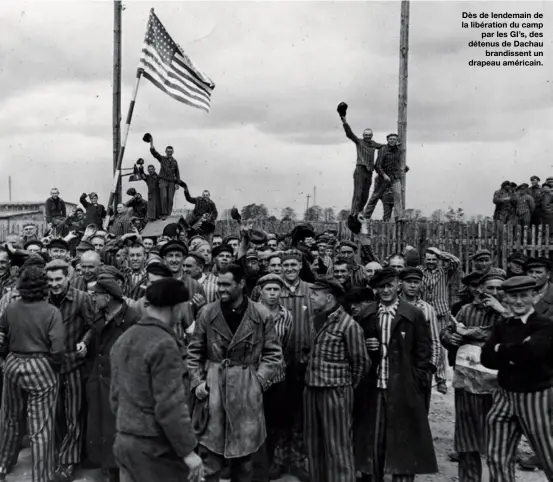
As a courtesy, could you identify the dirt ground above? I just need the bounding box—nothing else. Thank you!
[7,383,547,482]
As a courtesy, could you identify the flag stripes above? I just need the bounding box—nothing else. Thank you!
[138,10,215,113]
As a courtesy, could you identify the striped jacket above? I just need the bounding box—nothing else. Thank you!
[198,274,219,303]
[268,304,293,385]
[305,306,369,388]
[410,298,441,371]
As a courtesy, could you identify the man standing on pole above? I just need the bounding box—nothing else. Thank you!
[146,134,180,219]
[337,103,383,218]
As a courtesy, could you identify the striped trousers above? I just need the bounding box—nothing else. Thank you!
[454,390,493,482]
[435,315,449,382]
[56,368,83,466]
[373,390,414,482]
[304,385,355,482]
[487,386,553,481]
[0,354,58,482]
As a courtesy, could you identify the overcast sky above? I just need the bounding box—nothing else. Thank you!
[1,0,551,218]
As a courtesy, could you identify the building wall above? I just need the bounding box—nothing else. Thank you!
[0,212,47,241]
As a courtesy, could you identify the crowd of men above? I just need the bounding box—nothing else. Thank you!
[2,183,553,482]
[492,175,553,227]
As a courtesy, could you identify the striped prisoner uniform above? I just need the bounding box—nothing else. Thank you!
[442,302,502,482]
[48,287,95,468]
[481,310,553,481]
[198,274,219,304]
[0,300,65,482]
[304,305,369,482]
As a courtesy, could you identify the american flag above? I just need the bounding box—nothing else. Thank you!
[139,11,215,113]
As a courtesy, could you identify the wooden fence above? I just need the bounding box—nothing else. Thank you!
[215,219,551,271]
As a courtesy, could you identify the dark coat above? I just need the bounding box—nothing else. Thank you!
[84,303,140,468]
[187,299,283,458]
[534,283,553,320]
[354,299,438,475]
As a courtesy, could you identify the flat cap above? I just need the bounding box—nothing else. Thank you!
[281,249,303,262]
[24,239,43,250]
[45,259,70,271]
[146,278,190,307]
[146,262,173,278]
[507,252,527,265]
[245,248,258,260]
[248,228,269,245]
[341,287,375,304]
[479,271,506,285]
[386,133,399,138]
[76,240,95,253]
[462,271,484,286]
[517,183,529,190]
[525,257,552,270]
[160,240,188,258]
[471,249,492,261]
[48,238,69,251]
[257,273,285,288]
[339,240,358,252]
[399,267,423,281]
[93,275,124,300]
[187,251,207,267]
[99,265,125,283]
[212,244,234,258]
[369,267,399,288]
[501,180,511,188]
[501,276,536,293]
[531,175,541,182]
[310,276,345,296]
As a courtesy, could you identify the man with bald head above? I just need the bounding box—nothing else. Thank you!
[339,109,383,216]
[71,250,101,293]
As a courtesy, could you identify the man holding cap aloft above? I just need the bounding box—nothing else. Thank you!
[304,276,369,482]
[110,278,204,482]
[482,276,553,481]
[355,268,437,482]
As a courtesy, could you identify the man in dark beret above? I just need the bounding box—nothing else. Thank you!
[302,276,368,482]
[355,267,437,481]
[482,276,553,480]
[85,275,140,481]
[339,105,384,217]
[399,267,442,411]
[110,278,204,482]
[340,287,375,320]
[187,263,282,482]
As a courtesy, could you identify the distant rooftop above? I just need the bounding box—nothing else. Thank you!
[0,210,43,219]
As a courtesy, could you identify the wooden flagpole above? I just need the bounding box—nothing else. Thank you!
[113,0,122,208]
[398,0,410,212]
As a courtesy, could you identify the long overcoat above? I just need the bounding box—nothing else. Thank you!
[354,299,438,475]
[187,299,283,458]
[84,303,140,468]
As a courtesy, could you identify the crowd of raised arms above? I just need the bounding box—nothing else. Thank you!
[0,130,553,482]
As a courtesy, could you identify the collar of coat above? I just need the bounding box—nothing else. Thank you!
[137,315,178,338]
[364,298,417,323]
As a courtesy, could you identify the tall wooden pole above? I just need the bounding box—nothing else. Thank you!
[8,176,12,202]
[398,0,410,211]
[113,0,122,207]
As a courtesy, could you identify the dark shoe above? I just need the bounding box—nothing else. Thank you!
[56,464,75,482]
[437,379,448,394]
[447,451,459,462]
[518,454,542,471]
[268,462,284,480]
[289,466,311,482]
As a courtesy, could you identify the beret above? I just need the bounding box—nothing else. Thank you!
[501,275,536,293]
[399,267,423,281]
[290,224,315,246]
[507,252,527,265]
[93,275,124,300]
[230,207,242,223]
[281,249,303,263]
[223,235,240,244]
[471,249,492,261]
[337,102,348,117]
[160,240,188,258]
[462,271,484,286]
[212,244,234,258]
[501,180,511,188]
[386,133,399,138]
[525,257,552,270]
[126,187,137,196]
[99,265,125,283]
[405,249,421,267]
[162,223,182,238]
[510,182,517,187]
[339,240,358,252]
[187,251,207,267]
[531,175,541,182]
[146,262,173,278]
[45,259,70,271]
[24,239,43,250]
[341,287,374,304]
[248,228,268,245]
[479,271,505,285]
[48,238,69,251]
[315,235,330,245]
[245,248,258,260]
[369,267,399,288]
[76,240,95,252]
[146,278,190,307]
[21,254,47,270]
[310,276,345,296]
[142,133,152,143]
[257,273,285,288]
